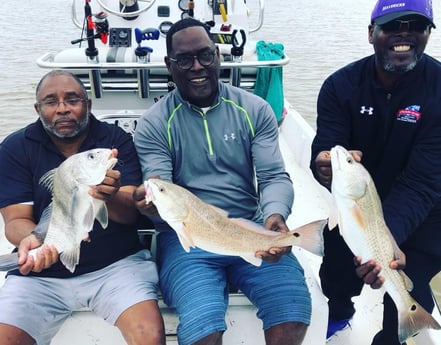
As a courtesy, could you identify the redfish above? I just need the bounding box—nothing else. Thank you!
[145,178,326,266]
[329,145,441,343]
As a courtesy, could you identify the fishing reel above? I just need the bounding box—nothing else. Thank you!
[94,12,109,42]
[71,11,109,45]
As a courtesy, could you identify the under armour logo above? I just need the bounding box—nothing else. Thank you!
[360,106,374,115]
[224,133,236,141]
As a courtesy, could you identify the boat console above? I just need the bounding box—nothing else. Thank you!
[37,0,288,135]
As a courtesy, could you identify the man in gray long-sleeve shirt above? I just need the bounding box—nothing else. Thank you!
[133,18,310,345]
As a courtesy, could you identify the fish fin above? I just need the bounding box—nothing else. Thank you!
[327,206,338,230]
[69,186,83,226]
[33,204,52,242]
[60,246,80,273]
[241,255,262,266]
[0,248,41,271]
[327,196,340,230]
[80,203,96,233]
[70,186,96,232]
[176,232,192,252]
[169,221,195,252]
[39,169,56,192]
[397,297,441,343]
[289,219,326,256]
[94,200,109,229]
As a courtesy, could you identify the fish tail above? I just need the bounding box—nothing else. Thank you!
[287,219,326,256]
[0,252,20,271]
[60,247,80,273]
[398,298,441,343]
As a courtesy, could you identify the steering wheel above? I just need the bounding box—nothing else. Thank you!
[96,0,156,18]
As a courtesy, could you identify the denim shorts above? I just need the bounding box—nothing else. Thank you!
[156,231,311,345]
[0,249,158,345]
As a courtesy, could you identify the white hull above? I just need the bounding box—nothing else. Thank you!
[0,0,440,343]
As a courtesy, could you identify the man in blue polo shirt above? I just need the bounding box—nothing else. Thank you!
[0,70,165,345]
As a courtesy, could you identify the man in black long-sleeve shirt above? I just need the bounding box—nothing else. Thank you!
[310,0,441,344]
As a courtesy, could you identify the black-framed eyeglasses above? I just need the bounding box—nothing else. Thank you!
[377,19,430,33]
[169,50,216,70]
[37,98,87,110]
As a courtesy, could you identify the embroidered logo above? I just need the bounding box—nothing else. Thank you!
[224,132,236,141]
[360,106,374,115]
[396,105,421,123]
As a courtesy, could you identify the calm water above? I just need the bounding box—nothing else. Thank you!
[1,0,441,140]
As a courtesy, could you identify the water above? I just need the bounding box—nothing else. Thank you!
[1,0,441,140]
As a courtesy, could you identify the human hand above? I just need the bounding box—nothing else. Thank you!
[255,214,291,262]
[350,150,363,162]
[315,151,332,187]
[133,182,159,217]
[354,254,405,289]
[89,169,122,202]
[18,234,58,275]
[315,149,363,187]
[88,148,121,202]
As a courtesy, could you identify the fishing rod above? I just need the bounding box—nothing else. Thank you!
[70,0,109,98]
[70,1,109,49]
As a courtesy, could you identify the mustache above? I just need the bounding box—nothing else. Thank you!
[53,115,80,123]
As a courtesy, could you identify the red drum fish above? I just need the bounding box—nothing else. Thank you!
[145,178,326,266]
[329,145,441,343]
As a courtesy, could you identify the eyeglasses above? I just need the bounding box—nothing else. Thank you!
[168,50,216,70]
[377,19,430,33]
[37,98,87,110]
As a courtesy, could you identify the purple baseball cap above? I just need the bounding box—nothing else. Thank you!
[371,0,435,27]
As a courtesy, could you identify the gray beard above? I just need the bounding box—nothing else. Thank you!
[382,56,418,73]
[42,114,89,139]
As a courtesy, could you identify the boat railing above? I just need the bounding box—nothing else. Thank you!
[37,52,289,98]
[36,52,289,70]
[249,0,265,33]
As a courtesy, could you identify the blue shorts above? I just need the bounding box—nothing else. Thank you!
[0,249,158,345]
[157,231,311,345]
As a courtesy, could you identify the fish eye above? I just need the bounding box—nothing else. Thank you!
[346,156,353,164]
[87,153,96,160]
[159,186,165,192]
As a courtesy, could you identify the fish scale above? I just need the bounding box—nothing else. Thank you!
[329,145,441,343]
